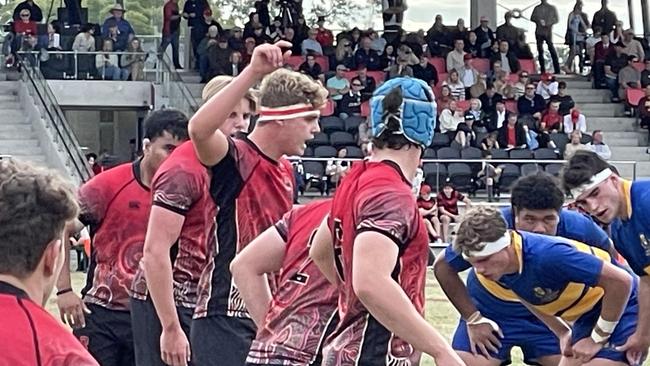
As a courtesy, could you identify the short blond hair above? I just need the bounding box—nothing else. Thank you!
[453,206,507,257]
[202,75,259,111]
[258,68,328,110]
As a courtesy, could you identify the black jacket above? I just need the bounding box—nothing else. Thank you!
[490,51,520,73]
[498,122,527,147]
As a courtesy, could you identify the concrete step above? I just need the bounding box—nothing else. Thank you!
[0,129,35,139]
[0,94,18,102]
[609,146,650,161]
[0,123,32,133]
[578,103,625,117]
[186,83,204,97]
[607,136,648,146]
[587,117,637,132]
[565,80,594,89]
[180,74,202,84]
[572,94,611,103]
[0,143,43,155]
[0,109,27,124]
[0,81,20,95]
[0,101,22,110]
[612,160,650,179]
[5,154,47,165]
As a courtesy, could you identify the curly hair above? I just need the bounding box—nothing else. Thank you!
[453,206,507,257]
[511,172,564,214]
[0,159,79,277]
[258,68,328,110]
[202,75,259,112]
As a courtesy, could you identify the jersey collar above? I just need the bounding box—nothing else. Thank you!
[132,158,150,191]
[620,179,633,221]
[511,231,524,274]
[0,281,29,298]
[380,160,411,186]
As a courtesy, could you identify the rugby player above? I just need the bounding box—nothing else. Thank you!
[434,172,612,366]
[187,41,328,366]
[231,200,337,365]
[454,206,639,365]
[0,159,98,365]
[55,109,189,366]
[129,76,257,366]
[563,150,650,364]
[310,78,464,366]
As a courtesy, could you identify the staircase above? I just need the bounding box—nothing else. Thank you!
[179,72,203,106]
[0,81,47,165]
[563,76,650,179]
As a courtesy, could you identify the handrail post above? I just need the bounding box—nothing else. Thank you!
[74,51,78,80]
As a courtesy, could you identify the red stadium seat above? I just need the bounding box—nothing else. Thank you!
[285,55,304,70]
[519,59,537,74]
[506,73,520,83]
[429,57,446,72]
[314,56,329,72]
[360,101,370,117]
[456,100,470,112]
[438,72,449,84]
[321,99,335,117]
[342,70,358,82]
[367,71,386,84]
[633,62,645,73]
[471,58,490,74]
[505,100,518,113]
[626,88,645,107]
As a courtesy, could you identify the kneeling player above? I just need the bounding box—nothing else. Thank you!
[455,206,639,365]
[434,172,612,366]
[231,200,337,365]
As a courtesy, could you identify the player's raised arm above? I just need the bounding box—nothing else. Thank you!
[188,41,292,167]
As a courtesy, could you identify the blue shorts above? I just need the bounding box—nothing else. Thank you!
[572,291,638,363]
[452,315,560,365]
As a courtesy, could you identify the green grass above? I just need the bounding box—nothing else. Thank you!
[48,270,648,366]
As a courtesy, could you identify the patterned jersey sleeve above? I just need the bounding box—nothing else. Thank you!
[354,187,418,248]
[77,173,115,227]
[274,206,301,243]
[152,162,205,216]
[539,242,605,288]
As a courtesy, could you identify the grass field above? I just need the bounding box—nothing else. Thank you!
[46,269,648,366]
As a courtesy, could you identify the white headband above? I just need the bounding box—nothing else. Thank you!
[570,168,613,199]
[257,103,320,122]
[462,232,512,259]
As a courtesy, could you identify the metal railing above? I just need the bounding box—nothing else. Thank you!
[157,50,200,116]
[18,54,93,183]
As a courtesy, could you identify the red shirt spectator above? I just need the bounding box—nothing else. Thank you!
[315,16,334,47]
[507,126,517,146]
[437,184,466,216]
[13,18,36,35]
[540,100,563,131]
[162,0,180,36]
[594,38,616,62]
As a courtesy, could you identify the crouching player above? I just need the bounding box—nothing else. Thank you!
[454,206,639,366]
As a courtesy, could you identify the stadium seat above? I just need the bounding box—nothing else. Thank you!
[505,100,518,113]
[545,163,563,176]
[285,55,304,70]
[499,164,521,191]
[321,99,336,117]
[314,55,329,71]
[633,62,645,73]
[471,58,490,74]
[308,132,329,147]
[448,163,474,191]
[423,163,447,190]
[330,131,356,148]
[344,116,365,133]
[506,73,520,84]
[460,146,482,159]
[303,146,314,157]
[509,149,533,160]
[430,133,450,148]
[367,71,386,84]
[533,148,558,161]
[430,57,446,73]
[519,59,537,74]
[456,100,471,112]
[342,70,358,81]
[521,163,540,176]
[437,147,461,159]
[423,148,437,159]
[344,146,364,158]
[550,133,569,155]
[626,88,644,107]
[320,116,345,133]
[303,161,325,176]
[360,101,370,117]
[490,149,509,159]
[314,145,337,158]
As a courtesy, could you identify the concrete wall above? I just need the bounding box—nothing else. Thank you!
[47,80,153,108]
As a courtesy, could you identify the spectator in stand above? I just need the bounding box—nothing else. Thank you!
[437,85,453,111]
[222,51,242,76]
[200,27,222,80]
[252,25,271,44]
[397,44,419,65]
[610,21,624,45]
[347,27,362,50]
[426,14,451,57]
[228,26,244,52]
[617,55,641,102]
[455,113,479,148]
[96,39,128,80]
[622,29,645,61]
[518,83,546,121]
[460,54,479,99]
[298,53,324,81]
[368,29,387,55]
[540,100,563,133]
[638,85,650,129]
[253,0,270,27]
[338,79,363,119]
[474,16,495,58]
[380,44,397,70]
[354,36,381,71]
[72,23,95,52]
[496,12,520,48]
[335,39,355,69]
[439,100,465,138]
[451,18,468,43]
[44,21,62,51]
[122,38,145,81]
[531,0,560,73]
[315,16,334,50]
[487,60,502,84]
[160,0,182,69]
[536,72,559,100]
[102,4,135,53]
[443,69,465,101]
[469,73,487,99]
[352,65,376,101]
[417,185,441,243]
[522,123,540,150]
[479,82,504,115]
[592,0,618,34]
[491,40,520,75]
[266,17,283,43]
[512,70,530,98]
[13,9,37,38]
[486,39,501,59]
[387,55,413,79]
[563,108,587,135]
[486,99,509,132]
[605,46,632,102]
[563,2,589,74]
[641,59,650,87]
[437,182,472,243]
[382,0,407,46]
[413,55,439,87]
[243,12,261,39]
[327,65,351,106]
[593,32,617,87]
[87,153,104,175]
[13,0,42,22]
[240,37,255,66]
[464,31,480,58]
[498,113,527,149]
[447,39,465,74]
[494,71,515,99]
[295,15,310,46]
[563,130,588,159]
[302,28,323,56]
[587,130,612,159]
[480,132,501,155]
[357,119,371,152]
[550,81,575,115]
[466,98,487,131]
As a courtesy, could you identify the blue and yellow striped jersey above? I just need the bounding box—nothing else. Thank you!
[611,180,650,277]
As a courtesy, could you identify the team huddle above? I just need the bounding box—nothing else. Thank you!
[1,41,649,366]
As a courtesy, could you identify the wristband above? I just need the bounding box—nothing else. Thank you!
[590,328,611,344]
[596,316,618,334]
[466,311,501,333]
[56,288,73,296]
